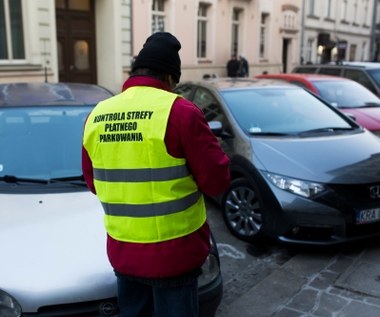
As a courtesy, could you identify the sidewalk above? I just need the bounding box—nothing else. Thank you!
[218,242,380,316]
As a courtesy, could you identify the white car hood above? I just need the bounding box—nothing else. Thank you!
[0,190,117,312]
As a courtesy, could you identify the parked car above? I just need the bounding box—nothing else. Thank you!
[174,77,380,246]
[255,73,380,137]
[292,62,380,98]
[0,82,222,317]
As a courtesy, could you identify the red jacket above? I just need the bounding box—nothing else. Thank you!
[82,76,230,278]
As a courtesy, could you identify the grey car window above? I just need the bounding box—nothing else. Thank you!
[319,68,341,76]
[293,67,318,74]
[343,69,376,95]
[174,84,193,99]
[193,88,224,122]
[367,69,380,89]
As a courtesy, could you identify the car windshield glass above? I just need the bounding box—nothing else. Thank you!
[313,80,380,108]
[0,106,91,180]
[220,87,353,135]
[367,69,380,90]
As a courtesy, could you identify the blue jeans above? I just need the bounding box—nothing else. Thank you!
[116,275,199,317]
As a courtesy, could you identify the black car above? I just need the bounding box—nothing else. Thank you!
[292,62,380,98]
[0,82,222,317]
[174,77,380,246]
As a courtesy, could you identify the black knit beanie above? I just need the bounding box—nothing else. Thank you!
[132,32,182,83]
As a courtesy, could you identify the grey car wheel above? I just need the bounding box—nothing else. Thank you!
[222,178,264,242]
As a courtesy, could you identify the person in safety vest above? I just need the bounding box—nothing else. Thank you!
[82,32,230,317]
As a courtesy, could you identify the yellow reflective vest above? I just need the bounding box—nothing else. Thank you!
[83,86,207,243]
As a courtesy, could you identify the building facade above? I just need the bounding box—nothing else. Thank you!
[132,0,302,79]
[0,0,132,93]
[5,1,380,93]
[300,0,379,65]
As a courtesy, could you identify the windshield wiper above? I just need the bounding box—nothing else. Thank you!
[339,102,380,109]
[248,131,293,136]
[50,175,87,186]
[298,127,353,136]
[50,175,85,182]
[0,175,48,184]
[0,175,87,187]
[362,102,380,108]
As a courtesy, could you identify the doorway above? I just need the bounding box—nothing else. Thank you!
[282,38,290,73]
[56,0,97,83]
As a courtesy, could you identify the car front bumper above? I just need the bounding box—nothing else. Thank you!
[264,185,380,246]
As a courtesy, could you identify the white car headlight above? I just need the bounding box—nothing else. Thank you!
[198,254,220,288]
[265,172,325,198]
[0,290,22,317]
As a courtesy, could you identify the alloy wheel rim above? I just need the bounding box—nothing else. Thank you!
[225,186,262,237]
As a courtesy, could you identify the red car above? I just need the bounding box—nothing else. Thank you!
[256,73,380,137]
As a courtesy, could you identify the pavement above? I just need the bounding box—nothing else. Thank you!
[216,240,380,317]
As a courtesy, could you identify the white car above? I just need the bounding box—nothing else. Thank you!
[0,82,222,317]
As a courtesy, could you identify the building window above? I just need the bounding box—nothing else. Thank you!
[0,0,25,61]
[197,3,208,58]
[231,8,240,55]
[259,13,268,59]
[353,0,358,24]
[306,38,314,63]
[363,0,369,25]
[349,44,357,61]
[152,0,165,33]
[341,0,348,22]
[283,11,296,29]
[308,0,316,15]
[326,0,332,19]
[361,42,367,61]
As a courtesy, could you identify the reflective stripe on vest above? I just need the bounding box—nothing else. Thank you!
[83,86,207,243]
[101,191,201,217]
[93,164,190,182]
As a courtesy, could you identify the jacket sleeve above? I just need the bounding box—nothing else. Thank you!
[167,98,231,197]
[81,116,96,194]
[81,146,96,194]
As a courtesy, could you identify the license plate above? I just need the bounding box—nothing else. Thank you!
[356,208,380,224]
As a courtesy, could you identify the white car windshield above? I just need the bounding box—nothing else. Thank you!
[0,106,91,180]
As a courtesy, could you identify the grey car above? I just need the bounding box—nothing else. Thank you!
[0,82,222,317]
[292,62,380,98]
[174,78,380,246]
